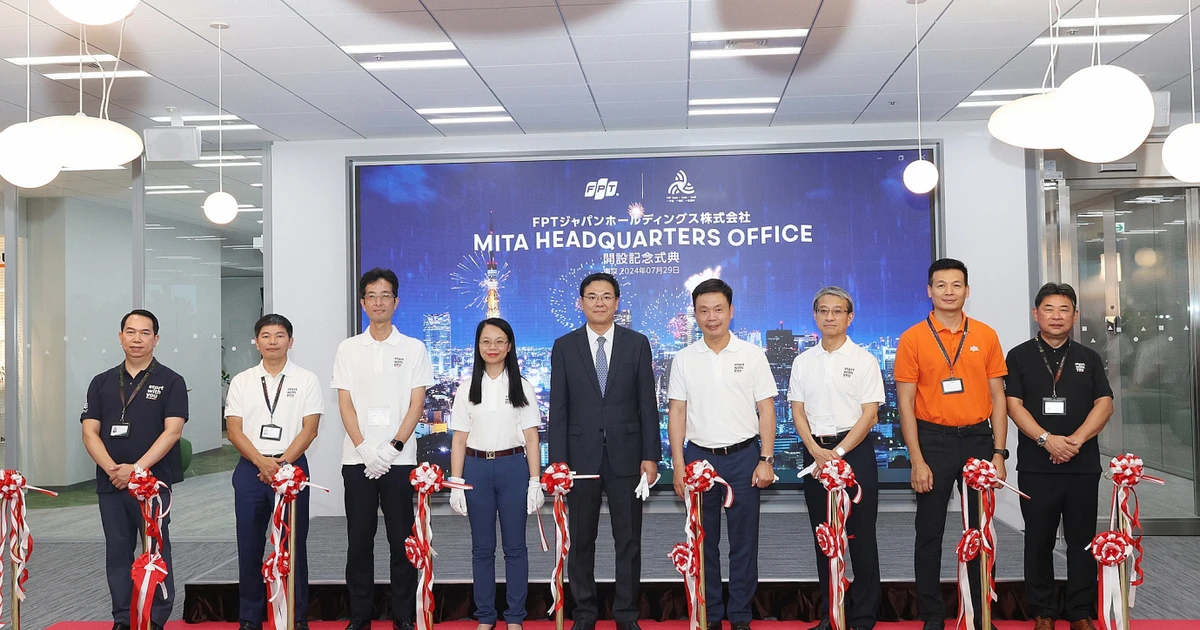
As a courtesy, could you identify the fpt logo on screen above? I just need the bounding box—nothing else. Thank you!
[666,170,697,203]
[584,178,619,200]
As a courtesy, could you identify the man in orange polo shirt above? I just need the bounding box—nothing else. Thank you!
[896,258,1008,630]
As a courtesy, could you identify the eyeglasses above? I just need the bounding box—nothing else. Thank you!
[480,339,510,349]
[363,292,396,302]
[815,307,849,317]
[583,293,616,304]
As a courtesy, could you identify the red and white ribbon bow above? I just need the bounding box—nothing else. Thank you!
[671,460,733,630]
[954,528,983,630]
[0,470,56,628]
[405,462,471,630]
[263,464,329,630]
[537,462,599,616]
[816,459,859,630]
[1089,530,1134,630]
[1108,453,1163,606]
[958,457,1028,628]
[128,467,172,630]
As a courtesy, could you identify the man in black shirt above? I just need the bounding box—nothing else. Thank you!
[1005,284,1112,630]
[81,309,189,630]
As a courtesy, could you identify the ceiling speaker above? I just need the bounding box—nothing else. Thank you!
[143,125,202,162]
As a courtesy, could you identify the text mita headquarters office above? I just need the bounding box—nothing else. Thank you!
[3,1,1200,630]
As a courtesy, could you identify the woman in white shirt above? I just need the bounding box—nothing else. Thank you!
[449,318,545,630]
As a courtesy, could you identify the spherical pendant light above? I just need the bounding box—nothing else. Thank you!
[1163,123,1200,183]
[987,92,1064,150]
[903,159,939,194]
[203,191,238,225]
[48,0,139,26]
[1058,65,1154,164]
[0,122,61,188]
[34,113,143,170]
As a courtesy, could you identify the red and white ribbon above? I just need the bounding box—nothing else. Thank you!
[816,459,860,630]
[537,462,599,616]
[262,464,328,630]
[1108,453,1164,606]
[405,462,471,630]
[670,460,733,630]
[958,457,1028,627]
[0,470,56,628]
[954,528,983,630]
[1089,530,1134,630]
[128,467,172,630]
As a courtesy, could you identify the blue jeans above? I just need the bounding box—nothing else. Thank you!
[685,442,761,623]
[234,454,310,624]
[465,452,530,624]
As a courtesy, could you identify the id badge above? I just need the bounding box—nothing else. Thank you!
[367,407,391,427]
[110,424,130,439]
[260,424,283,441]
[941,377,964,395]
[1042,397,1067,416]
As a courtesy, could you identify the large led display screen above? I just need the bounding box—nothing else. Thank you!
[354,148,936,485]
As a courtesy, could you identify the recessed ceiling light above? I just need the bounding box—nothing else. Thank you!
[969,88,1052,97]
[150,114,240,123]
[5,54,117,65]
[688,107,776,116]
[426,115,513,125]
[360,58,470,70]
[237,207,264,213]
[691,29,809,42]
[1032,33,1151,46]
[143,185,191,190]
[691,47,802,59]
[1055,15,1180,28]
[954,100,1014,108]
[192,161,263,167]
[340,42,457,54]
[689,97,781,106]
[195,124,260,131]
[197,154,250,160]
[251,183,263,187]
[44,70,151,80]
[415,106,506,115]
[61,165,127,171]
[146,189,208,195]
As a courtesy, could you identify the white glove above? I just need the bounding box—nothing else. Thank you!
[526,477,545,514]
[356,443,389,479]
[376,442,402,466]
[634,471,661,500]
[448,478,468,516]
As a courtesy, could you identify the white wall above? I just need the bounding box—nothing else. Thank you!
[270,121,1035,525]
[221,275,264,382]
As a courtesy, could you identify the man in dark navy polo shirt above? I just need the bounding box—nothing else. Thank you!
[81,309,189,630]
[1005,283,1113,630]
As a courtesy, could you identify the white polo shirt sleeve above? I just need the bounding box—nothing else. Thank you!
[517,379,541,431]
[667,351,689,401]
[449,378,473,433]
[225,371,247,418]
[786,354,808,403]
[302,368,326,417]
[752,351,778,402]
[330,339,352,390]
[411,342,435,389]
[859,353,886,405]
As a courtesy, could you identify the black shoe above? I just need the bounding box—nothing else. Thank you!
[808,621,832,630]
[570,622,596,630]
[346,622,372,630]
[296,621,310,630]
[239,622,262,630]
[617,622,642,630]
[731,622,751,630]
[112,624,130,630]
[151,624,165,630]
[922,621,945,630]
[394,620,415,630]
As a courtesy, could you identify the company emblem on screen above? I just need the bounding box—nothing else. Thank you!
[666,170,696,203]
[584,178,619,200]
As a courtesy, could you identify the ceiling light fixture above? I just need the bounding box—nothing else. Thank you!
[4,53,117,65]
[144,184,189,190]
[197,154,249,160]
[1055,14,1180,28]
[970,88,1051,97]
[203,22,238,226]
[690,47,802,59]
[195,123,260,131]
[340,42,457,54]
[44,69,150,80]
[687,107,776,116]
[415,106,505,115]
[903,0,938,195]
[1031,33,1150,46]
[425,115,513,125]
[146,189,207,195]
[192,161,263,168]
[0,0,62,188]
[690,29,809,41]
[150,114,239,123]
[955,100,1014,108]
[688,97,781,106]
[360,58,470,70]
[1163,0,1200,182]
[988,0,1066,150]
[49,0,139,26]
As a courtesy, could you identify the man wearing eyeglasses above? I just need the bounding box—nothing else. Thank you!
[332,267,435,630]
[788,287,884,630]
[549,272,661,630]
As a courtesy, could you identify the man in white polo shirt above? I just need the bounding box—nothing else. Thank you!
[788,287,884,630]
[226,313,324,630]
[332,267,435,630]
[668,278,778,630]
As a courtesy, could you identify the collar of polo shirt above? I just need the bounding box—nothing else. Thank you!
[360,325,402,346]
[254,359,294,377]
[696,336,742,354]
[820,337,857,355]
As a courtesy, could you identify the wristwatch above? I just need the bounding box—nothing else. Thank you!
[834,446,846,457]
[390,439,405,450]
[993,448,1010,460]
[1036,431,1050,448]
[759,455,774,464]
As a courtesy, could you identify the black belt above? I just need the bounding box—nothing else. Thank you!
[690,437,756,456]
[261,453,285,459]
[466,446,525,459]
[916,419,993,436]
[812,430,851,447]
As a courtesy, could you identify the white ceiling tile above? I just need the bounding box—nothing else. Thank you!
[521,119,606,134]
[372,67,488,92]
[583,59,687,84]
[303,89,409,113]
[242,111,360,140]
[176,16,330,50]
[433,6,568,40]
[775,94,873,115]
[505,102,599,121]
[284,0,426,14]
[491,83,594,105]
[331,109,427,128]
[803,25,922,56]
[424,0,557,8]
[813,0,952,28]
[475,63,585,88]
[937,0,1055,24]
[689,77,788,99]
[119,50,257,79]
[236,47,362,75]
[793,51,906,76]
[591,81,687,103]
[401,87,506,110]
[688,56,797,82]
[434,120,523,135]
[140,0,296,19]
[771,112,856,125]
[604,116,685,131]
[300,11,447,47]
[571,34,687,63]
[689,0,820,32]
[348,124,441,138]
[457,37,578,67]
[686,116,771,129]
[598,100,685,118]
[921,20,1048,51]
[270,71,380,96]
[783,74,887,97]
[560,1,688,37]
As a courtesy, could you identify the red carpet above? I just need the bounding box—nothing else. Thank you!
[45,621,1200,629]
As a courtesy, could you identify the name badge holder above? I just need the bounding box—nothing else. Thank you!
[927,316,968,396]
[260,375,286,442]
[1036,337,1069,416]
[113,363,154,440]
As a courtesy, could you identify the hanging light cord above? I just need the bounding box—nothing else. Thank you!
[81,27,110,118]
[217,25,224,193]
[1091,0,1102,66]
[1189,0,1196,125]
[1041,0,1061,90]
[102,19,127,120]
[24,0,30,122]
[913,0,923,159]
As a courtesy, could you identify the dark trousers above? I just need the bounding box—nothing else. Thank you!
[234,455,311,624]
[685,442,760,623]
[98,487,174,626]
[1019,472,1100,622]
[803,434,880,629]
[913,421,993,624]
[465,452,530,624]
[343,463,417,623]
[567,448,643,623]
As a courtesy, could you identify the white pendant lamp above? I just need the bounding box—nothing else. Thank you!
[903,0,938,195]
[988,0,1064,150]
[0,0,60,188]
[203,22,238,225]
[49,0,139,26]
[1164,0,1200,183]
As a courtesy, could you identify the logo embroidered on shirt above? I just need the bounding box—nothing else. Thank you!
[969,346,980,352]
[393,357,405,368]
[1075,362,1086,372]
[287,387,298,398]
[146,384,164,400]
[733,362,745,374]
[842,367,856,378]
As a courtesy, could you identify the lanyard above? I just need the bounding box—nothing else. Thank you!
[261,374,286,423]
[1035,336,1069,398]
[925,315,969,377]
[118,362,155,424]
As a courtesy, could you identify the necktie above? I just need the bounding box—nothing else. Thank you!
[596,336,608,395]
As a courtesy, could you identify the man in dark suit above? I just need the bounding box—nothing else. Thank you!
[549,272,661,630]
